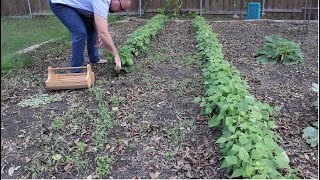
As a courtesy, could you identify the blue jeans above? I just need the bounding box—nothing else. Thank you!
[49,0,100,72]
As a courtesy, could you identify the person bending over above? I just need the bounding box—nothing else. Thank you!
[49,0,131,72]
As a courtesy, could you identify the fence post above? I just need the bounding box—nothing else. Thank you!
[200,0,203,16]
[27,0,32,18]
[262,0,265,16]
[139,0,142,16]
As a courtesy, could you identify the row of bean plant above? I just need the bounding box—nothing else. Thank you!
[192,16,296,179]
[108,14,166,71]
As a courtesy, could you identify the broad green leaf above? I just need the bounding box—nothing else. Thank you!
[302,126,318,147]
[252,174,267,179]
[239,147,250,162]
[230,144,241,152]
[267,121,278,129]
[208,116,221,127]
[216,137,227,144]
[225,156,237,165]
[230,169,244,178]
[251,149,262,159]
[228,125,236,133]
[205,107,212,114]
[194,97,202,103]
[256,55,277,64]
[274,151,290,168]
[239,135,248,145]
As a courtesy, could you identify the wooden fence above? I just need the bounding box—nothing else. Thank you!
[1,0,318,19]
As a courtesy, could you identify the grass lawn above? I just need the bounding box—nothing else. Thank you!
[1,16,68,72]
[1,15,121,72]
[1,16,67,57]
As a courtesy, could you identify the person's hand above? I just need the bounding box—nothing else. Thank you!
[114,55,122,71]
[95,36,102,48]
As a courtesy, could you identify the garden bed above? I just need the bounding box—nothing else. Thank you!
[1,18,318,179]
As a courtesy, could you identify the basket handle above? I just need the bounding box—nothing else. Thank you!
[49,66,88,70]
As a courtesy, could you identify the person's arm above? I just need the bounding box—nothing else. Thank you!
[94,13,121,71]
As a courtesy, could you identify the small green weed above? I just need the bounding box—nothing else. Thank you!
[51,117,65,131]
[164,150,176,160]
[89,87,104,102]
[18,93,62,108]
[96,155,114,177]
[173,79,189,95]
[180,53,201,65]
[149,52,166,62]
[110,96,126,107]
[129,143,137,150]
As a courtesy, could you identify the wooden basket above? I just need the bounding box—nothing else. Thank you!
[45,64,95,90]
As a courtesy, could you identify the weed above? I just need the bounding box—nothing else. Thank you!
[129,143,137,150]
[140,127,150,136]
[149,52,166,62]
[89,87,104,102]
[164,150,176,160]
[173,79,189,95]
[96,155,114,177]
[51,117,65,131]
[180,53,201,65]
[94,105,114,150]
[18,93,62,108]
[110,96,126,107]
[142,74,151,84]
[163,127,185,146]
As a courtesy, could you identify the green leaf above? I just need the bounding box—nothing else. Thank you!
[239,135,248,145]
[205,106,212,114]
[239,147,250,162]
[216,137,227,144]
[225,156,237,165]
[302,126,318,147]
[221,159,232,168]
[268,121,278,129]
[261,111,270,120]
[206,88,215,96]
[230,144,241,152]
[251,149,262,159]
[228,125,236,133]
[274,151,290,168]
[52,154,62,161]
[256,55,277,64]
[252,174,267,179]
[208,116,221,127]
[231,169,244,178]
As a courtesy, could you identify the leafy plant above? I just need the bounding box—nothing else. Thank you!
[303,121,318,147]
[96,155,114,177]
[106,14,166,72]
[18,93,62,108]
[126,14,166,57]
[193,16,296,179]
[255,35,304,64]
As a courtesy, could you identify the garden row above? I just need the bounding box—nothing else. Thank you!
[193,16,296,179]
[107,14,166,71]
